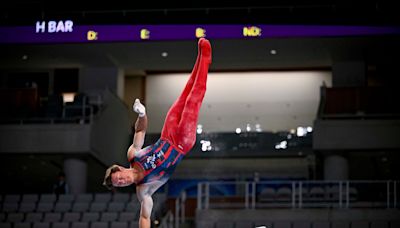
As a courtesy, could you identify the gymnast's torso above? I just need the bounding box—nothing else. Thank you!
[130,138,184,185]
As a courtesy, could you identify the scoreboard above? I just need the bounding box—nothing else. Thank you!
[1,21,399,44]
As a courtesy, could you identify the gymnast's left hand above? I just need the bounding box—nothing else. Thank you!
[133,98,146,117]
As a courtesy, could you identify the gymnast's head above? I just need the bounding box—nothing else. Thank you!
[103,164,135,189]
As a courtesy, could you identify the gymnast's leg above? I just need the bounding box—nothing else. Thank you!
[161,38,211,147]
[173,38,212,153]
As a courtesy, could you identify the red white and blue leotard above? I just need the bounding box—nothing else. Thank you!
[130,138,184,185]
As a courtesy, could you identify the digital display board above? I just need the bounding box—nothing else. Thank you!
[1,21,399,44]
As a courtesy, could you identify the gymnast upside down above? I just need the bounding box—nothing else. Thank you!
[103,38,212,228]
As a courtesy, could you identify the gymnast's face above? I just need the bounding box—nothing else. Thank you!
[111,167,134,187]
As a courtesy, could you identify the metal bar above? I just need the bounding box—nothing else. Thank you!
[175,198,179,228]
[292,182,296,208]
[197,183,202,210]
[299,182,303,208]
[245,182,249,209]
[205,182,209,209]
[339,181,342,208]
[394,181,397,209]
[346,181,349,208]
[252,182,256,209]
[387,181,391,209]
[181,191,186,223]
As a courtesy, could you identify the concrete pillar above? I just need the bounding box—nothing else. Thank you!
[324,154,349,180]
[64,158,87,194]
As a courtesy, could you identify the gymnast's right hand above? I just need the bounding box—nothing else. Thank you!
[133,98,146,117]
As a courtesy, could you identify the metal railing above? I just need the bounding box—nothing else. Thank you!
[197,180,399,210]
[174,191,187,228]
[159,210,174,228]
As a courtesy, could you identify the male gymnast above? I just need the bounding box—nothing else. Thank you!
[103,37,212,228]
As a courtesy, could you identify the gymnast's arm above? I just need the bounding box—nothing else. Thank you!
[136,186,153,228]
[127,99,148,161]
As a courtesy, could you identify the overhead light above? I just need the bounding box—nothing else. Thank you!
[200,140,212,152]
[161,52,168,57]
[22,55,28,60]
[270,49,277,55]
[246,123,251,132]
[297,127,307,137]
[275,140,287,149]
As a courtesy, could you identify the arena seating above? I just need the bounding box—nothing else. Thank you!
[0,192,166,228]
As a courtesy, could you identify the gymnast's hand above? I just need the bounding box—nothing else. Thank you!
[133,99,146,117]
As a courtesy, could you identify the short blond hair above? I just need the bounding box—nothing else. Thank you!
[103,164,121,190]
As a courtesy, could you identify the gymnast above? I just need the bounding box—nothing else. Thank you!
[103,37,212,228]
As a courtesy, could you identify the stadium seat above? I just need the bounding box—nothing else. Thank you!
[110,221,128,228]
[118,212,136,222]
[32,222,51,228]
[81,212,100,222]
[129,221,139,228]
[4,194,21,203]
[62,212,81,222]
[112,193,130,202]
[108,202,125,212]
[53,202,72,213]
[75,194,93,203]
[19,202,36,213]
[13,222,31,228]
[107,202,125,212]
[90,202,107,212]
[125,202,140,213]
[22,194,39,203]
[71,222,89,228]
[94,193,112,203]
[52,222,70,228]
[43,212,62,222]
[276,187,292,202]
[91,222,109,228]
[2,203,19,213]
[327,185,343,202]
[309,187,325,201]
[36,202,54,212]
[39,194,57,203]
[6,212,25,222]
[58,195,75,203]
[259,187,276,202]
[72,202,89,212]
[25,212,43,223]
[100,212,119,222]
